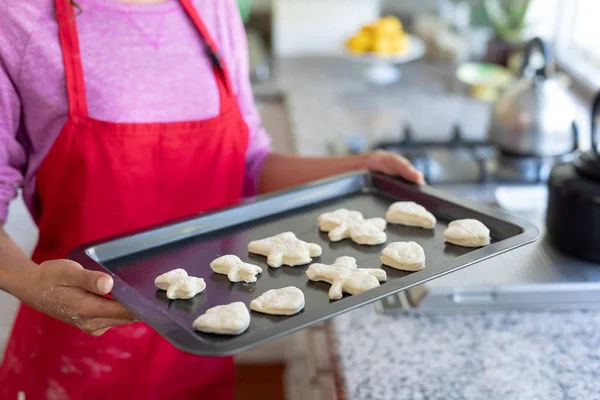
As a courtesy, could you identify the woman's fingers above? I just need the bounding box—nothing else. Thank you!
[82,318,136,336]
[369,151,425,184]
[79,295,137,321]
[90,328,111,337]
[54,259,114,295]
[69,267,114,295]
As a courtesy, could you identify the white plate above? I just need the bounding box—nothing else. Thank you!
[341,35,426,84]
[342,35,426,65]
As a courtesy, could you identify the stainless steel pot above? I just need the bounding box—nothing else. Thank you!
[488,37,578,157]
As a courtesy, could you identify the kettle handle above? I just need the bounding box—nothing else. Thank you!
[592,91,600,154]
[522,37,550,78]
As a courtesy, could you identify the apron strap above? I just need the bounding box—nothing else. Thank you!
[55,0,89,118]
[179,0,235,99]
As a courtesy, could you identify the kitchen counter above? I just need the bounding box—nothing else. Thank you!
[255,56,600,400]
[254,57,493,157]
[329,307,600,400]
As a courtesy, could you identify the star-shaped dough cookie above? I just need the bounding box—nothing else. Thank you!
[154,268,206,300]
[248,232,322,268]
[317,209,387,245]
[210,255,263,283]
[192,302,250,335]
[444,219,490,247]
[381,241,426,271]
[385,201,436,229]
[306,256,387,300]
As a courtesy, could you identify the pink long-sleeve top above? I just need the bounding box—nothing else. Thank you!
[0,0,271,223]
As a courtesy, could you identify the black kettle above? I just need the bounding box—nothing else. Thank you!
[546,91,600,261]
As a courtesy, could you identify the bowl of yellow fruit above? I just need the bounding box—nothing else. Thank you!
[344,16,425,84]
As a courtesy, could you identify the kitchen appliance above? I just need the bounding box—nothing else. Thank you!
[374,123,575,185]
[488,37,579,157]
[546,91,600,262]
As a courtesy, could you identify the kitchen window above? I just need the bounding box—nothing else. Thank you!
[556,0,600,95]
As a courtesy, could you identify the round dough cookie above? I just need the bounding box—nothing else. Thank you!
[250,287,305,316]
[444,219,490,248]
[385,201,436,229]
[380,241,425,271]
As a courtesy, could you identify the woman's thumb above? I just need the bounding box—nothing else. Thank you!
[69,267,113,295]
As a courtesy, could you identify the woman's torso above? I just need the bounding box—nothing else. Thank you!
[0,0,269,219]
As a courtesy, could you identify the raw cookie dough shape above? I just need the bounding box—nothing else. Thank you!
[385,201,436,229]
[306,256,387,300]
[192,302,250,335]
[381,241,426,271]
[250,286,305,316]
[154,268,207,300]
[444,219,490,248]
[248,232,322,268]
[210,255,263,283]
[318,209,387,245]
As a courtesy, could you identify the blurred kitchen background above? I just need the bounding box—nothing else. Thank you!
[2,1,600,399]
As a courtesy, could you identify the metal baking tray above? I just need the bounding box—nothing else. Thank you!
[70,172,538,356]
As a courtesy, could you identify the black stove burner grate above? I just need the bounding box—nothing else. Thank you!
[372,124,575,185]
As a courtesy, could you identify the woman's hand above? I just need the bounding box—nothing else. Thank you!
[259,151,425,194]
[367,150,425,184]
[6,260,137,336]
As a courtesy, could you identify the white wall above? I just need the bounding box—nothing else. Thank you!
[269,0,560,57]
[272,0,381,56]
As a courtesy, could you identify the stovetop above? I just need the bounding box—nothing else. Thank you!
[372,124,576,185]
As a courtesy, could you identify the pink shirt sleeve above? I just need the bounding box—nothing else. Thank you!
[0,4,28,223]
[223,0,271,197]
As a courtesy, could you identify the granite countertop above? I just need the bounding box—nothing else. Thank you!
[255,57,600,400]
[330,306,600,400]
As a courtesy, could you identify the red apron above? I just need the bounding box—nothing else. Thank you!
[0,0,248,398]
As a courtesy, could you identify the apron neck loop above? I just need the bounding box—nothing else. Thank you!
[179,0,234,97]
[54,0,90,119]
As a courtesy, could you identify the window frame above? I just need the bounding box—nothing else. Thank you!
[554,0,600,101]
